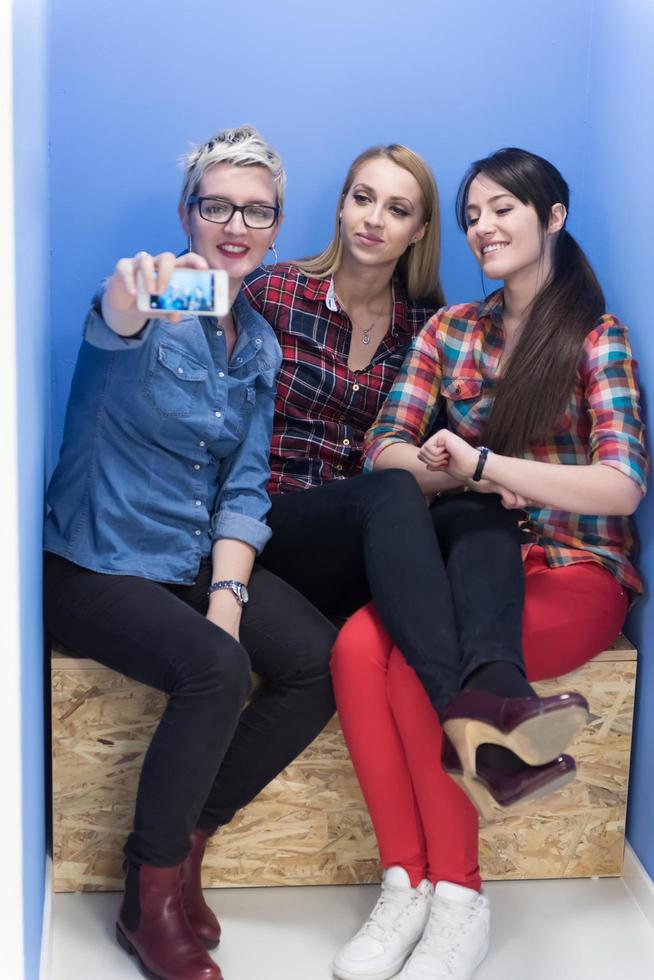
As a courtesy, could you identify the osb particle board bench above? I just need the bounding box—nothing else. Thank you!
[51,636,637,892]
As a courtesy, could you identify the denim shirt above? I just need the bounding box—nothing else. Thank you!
[44,289,282,584]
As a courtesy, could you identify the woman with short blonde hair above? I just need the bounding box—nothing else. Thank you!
[44,124,336,980]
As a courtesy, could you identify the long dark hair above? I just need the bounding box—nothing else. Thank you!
[456,148,605,455]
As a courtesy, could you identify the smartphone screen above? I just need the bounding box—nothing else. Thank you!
[148,268,216,312]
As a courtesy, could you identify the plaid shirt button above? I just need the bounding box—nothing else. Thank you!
[364,289,647,595]
[244,264,436,495]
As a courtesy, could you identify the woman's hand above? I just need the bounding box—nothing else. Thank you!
[102,250,209,336]
[467,475,541,509]
[206,591,242,642]
[418,429,478,481]
[419,428,642,516]
[419,431,542,508]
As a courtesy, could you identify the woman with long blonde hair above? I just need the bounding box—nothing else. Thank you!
[244,143,483,703]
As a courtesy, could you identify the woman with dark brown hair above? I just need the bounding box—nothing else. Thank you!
[330,147,647,980]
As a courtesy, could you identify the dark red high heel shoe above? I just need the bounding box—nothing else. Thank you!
[442,734,577,822]
[181,830,221,950]
[442,689,588,774]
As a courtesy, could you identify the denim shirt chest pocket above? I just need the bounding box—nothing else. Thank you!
[226,349,274,438]
[144,340,209,418]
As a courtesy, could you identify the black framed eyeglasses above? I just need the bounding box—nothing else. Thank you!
[187,195,279,230]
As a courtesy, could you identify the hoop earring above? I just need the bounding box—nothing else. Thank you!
[187,234,193,254]
[269,241,278,264]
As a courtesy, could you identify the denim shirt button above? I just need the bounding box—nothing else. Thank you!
[44,292,277,580]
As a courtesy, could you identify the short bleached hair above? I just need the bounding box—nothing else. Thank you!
[179,124,286,210]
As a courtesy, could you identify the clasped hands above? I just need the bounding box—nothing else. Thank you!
[417,429,540,510]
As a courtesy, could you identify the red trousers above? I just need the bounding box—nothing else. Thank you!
[331,548,628,892]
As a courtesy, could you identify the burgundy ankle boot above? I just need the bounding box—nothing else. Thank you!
[116,861,222,980]
[180,830,221,950]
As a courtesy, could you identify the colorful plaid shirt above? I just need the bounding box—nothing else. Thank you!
[364,290,648,593]
[244,263,436,493]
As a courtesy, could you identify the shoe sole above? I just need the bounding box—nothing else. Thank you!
[397,932,490,978]
[333,941,419,980]
[450,767,576,823]
[444,702,588,772]
[116,923,165,980]
[474,934,491,971]
[116,922,222,980]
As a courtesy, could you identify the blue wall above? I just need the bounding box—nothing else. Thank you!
[45,0,652,896]
[13,0,50,975]
[48,0,594,448]
[582,0,654,879]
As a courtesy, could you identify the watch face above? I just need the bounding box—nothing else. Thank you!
[240,584,249,604]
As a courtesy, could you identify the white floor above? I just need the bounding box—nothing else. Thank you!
[49,877,654,980]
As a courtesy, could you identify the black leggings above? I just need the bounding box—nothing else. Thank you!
[44,554,336,867]
[260,470,525,716]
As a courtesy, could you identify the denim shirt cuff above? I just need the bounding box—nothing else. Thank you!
[84,303,153,351]
[210,509,272,554]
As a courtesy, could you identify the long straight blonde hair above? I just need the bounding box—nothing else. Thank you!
[296,144,445,305]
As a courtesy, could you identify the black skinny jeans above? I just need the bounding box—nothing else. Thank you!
[44,554,336,867]
[260,470,526,716]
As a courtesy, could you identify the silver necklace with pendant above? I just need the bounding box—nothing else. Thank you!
[335,291,391,345]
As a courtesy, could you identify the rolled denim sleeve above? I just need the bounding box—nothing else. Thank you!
[83,287,158,351]
[210,350,280,554]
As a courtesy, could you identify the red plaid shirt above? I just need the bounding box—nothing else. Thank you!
[364,291,648,593]
[244,263,436,493]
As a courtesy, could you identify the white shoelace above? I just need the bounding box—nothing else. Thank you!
[415,900,478,963]
[359,888,426,945]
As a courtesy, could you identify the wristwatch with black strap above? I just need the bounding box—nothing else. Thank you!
[472,446,491,482]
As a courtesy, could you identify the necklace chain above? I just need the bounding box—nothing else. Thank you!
[335,290,392,346]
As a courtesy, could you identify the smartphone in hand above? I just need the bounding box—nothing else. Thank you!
[137,268,229,317]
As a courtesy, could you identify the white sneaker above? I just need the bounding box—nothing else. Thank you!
[333,866,433,980]
[397,881,490,979]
